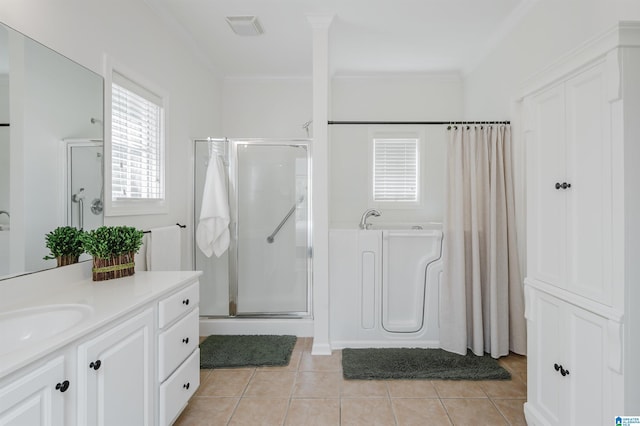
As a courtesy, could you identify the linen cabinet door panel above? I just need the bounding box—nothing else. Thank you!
[565,304,609,426]
[77,308,154,426]
[526,84,567,289]
[531,291,566,425]
[564,63,613,304]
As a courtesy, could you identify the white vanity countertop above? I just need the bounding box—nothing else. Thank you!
[0,270,202,380]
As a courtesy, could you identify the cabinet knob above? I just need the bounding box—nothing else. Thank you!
[55,380,70,393]
[555,182,572,190]
[182,337,190,344]
[89,360,102,370]
[554,363,560,371]
[182,299,190,306]
[561,367,570,376]
[183,382,190,390]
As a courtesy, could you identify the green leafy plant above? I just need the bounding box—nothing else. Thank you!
[80,226,144,259]
[43,226,84,260]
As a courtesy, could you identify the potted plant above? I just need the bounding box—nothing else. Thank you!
[80,226,144,281]
[43,226,84,267]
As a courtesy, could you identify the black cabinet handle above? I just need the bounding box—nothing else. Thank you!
[183,382,190,390]
[182,299,190,306]
[182,337,190,344]
[555,183,561,190]
[55,380,70,392]
[89,360,102,370]
[554,363,570,376]
[555,182,572,190]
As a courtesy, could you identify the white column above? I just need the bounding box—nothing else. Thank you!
[307,14,333,355]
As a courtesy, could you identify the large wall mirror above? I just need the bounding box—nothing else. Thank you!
[0,21,104,280]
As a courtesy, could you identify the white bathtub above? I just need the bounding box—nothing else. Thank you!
[329,224,443,349]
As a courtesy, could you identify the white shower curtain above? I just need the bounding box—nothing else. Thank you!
[440,124,526,358]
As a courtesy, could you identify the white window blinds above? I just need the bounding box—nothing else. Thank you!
[111,72,164,200]
[373,138,418,202]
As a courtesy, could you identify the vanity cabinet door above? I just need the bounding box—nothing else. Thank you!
[0,356,66,426]
[77,308,154,426]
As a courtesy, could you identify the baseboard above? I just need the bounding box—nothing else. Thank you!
[330,339,441,350]
[199,318,314,337]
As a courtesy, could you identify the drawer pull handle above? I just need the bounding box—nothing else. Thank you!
[183,382,190,390]
[89,360,102,370]
[55,380,70,393]
[182,337,190,344]
[182,299,190,306]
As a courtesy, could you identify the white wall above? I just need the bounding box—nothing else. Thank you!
[330,74,463,226]
[464,0,640,119]
[0,0,222,270]
[222,77,312,139]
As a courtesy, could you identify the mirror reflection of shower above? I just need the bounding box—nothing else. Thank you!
[64,139,104,232]
[71,187,85,229]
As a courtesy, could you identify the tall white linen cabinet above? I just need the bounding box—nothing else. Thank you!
[522,22,640,425]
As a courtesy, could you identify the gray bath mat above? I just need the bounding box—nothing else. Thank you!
[200,334,297,369]
[342,348,511,380]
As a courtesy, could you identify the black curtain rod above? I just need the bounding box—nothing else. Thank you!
[143,223,186,234]
[327,120,510,125]
[0,123,9,127]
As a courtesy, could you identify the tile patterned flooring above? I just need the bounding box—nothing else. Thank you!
[174,337,527,425]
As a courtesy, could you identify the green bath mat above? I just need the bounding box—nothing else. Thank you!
[342,348,511,380]
[200,335,297,369]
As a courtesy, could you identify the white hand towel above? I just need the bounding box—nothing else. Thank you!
[146,225,181,270]
[196,155,230,257]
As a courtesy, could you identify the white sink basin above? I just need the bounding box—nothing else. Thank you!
[0,304,93,356]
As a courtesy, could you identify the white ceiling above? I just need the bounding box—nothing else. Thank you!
[145,0,534,78]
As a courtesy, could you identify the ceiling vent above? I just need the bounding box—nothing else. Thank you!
[225,16,264,36]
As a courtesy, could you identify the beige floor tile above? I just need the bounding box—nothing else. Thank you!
[432,380,487,398]
[292,372,342,398]
[391,398,452,426]
[293,337,313,353]
[173,397,239,426]
[442,399,508,426]
[284,398,340,426]
[341,398,396,426]
[479,379,527,399]
[299,350,343,372]
[244,371,296,398]
[387,380,439,398]
[492,398,527,426]
[228,397,289,426]
[341,379,389,398]
[199,369,212,384]
[257,350,302,372]
[197,368,254,397]
[498,353,527,376]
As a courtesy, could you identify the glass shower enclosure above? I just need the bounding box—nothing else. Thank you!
[194,139,312,318]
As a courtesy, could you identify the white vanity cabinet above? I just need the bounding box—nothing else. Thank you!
[0,270,202,426]
[77,308,154,426]
[157,281,200,426]
[523,23,640,425]
[0,356,68,426]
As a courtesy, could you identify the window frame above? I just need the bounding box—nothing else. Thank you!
[367,127,424,210]
[104,56,168,216]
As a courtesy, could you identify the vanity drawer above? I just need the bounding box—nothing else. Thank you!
[158,307,199,382]
[159,348,200,426]
[158,281,199,328]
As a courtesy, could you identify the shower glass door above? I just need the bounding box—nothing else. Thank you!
[231,141,311,316]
